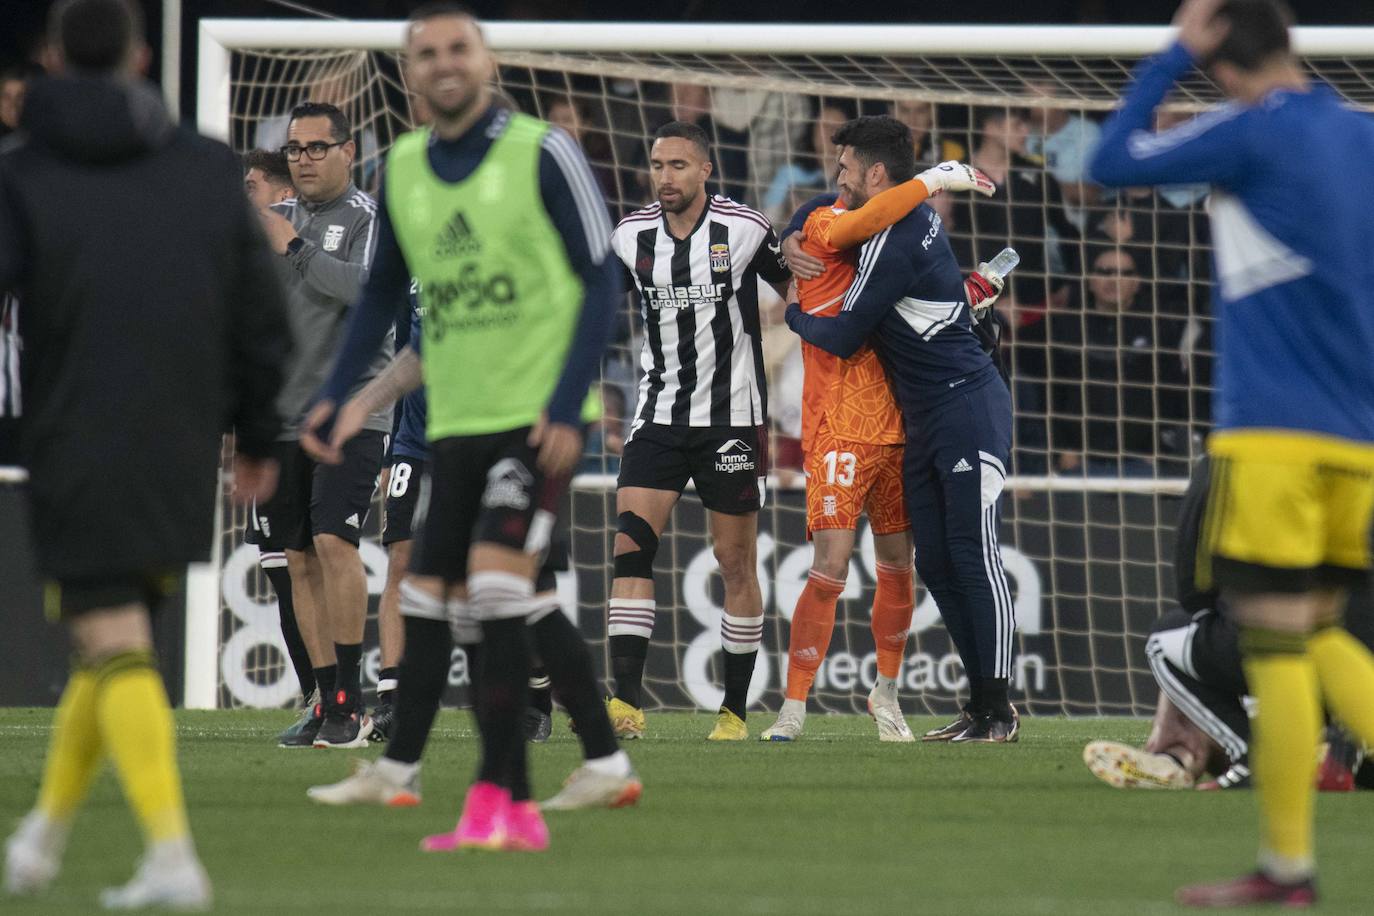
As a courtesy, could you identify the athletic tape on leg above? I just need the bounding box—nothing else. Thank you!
[468,570,535,622]
[613,511,659,580]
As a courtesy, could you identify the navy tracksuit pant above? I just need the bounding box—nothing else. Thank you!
[904,370,1016,684]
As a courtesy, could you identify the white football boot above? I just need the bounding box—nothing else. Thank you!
[99,839,212,911]
[867,683,915,742]
[4,811,68,896]
[759,699,807,742]
[1083,741,1194,789]
[307,758,422,807]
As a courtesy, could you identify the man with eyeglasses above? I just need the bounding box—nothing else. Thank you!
[249,100,394,750]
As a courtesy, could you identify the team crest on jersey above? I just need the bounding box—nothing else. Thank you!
[709,243,731,273]
[322,225,345,252]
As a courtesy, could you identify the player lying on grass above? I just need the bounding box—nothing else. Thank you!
[758,159,1000,742]
[1084,458,1374,791]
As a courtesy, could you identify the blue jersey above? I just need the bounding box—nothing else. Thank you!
[1090,42,1374,444]
[785,202,995,416]
[391,279,428,462]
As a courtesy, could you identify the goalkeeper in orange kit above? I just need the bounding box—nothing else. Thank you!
[762,159,999,741]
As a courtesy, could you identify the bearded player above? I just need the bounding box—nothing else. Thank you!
[759,160,998,742]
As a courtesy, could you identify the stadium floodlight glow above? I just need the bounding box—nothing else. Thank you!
[190,18,1374,712]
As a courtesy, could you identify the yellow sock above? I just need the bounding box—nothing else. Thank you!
[35,669,103,823]
[94,652,190,844]
[1308,626,1374,747]
[1240,629,1321,874]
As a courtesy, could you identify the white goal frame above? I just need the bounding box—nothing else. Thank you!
[188,19,1374,708]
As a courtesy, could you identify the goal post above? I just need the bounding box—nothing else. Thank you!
[190,18,1374,712]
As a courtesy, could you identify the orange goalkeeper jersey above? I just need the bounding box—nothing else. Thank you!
[798,178,936,451]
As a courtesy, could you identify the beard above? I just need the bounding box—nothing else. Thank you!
[425,83,483,121]
[657,185,699,214]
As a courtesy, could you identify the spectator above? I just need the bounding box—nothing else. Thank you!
[546,94,619,203]
[761,98,848,225]
[960,105,1082,473]
[668,82,749,202]
[1025,80,1103,229]
[0,64,39,152]
[579,382,628,476]
[1048,247,1187,476]
[893,98,965,167]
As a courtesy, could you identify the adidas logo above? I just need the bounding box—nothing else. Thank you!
[952,458,973,473]
[434,210,481,258]
[345,513,361,528]
[793,647,820,663]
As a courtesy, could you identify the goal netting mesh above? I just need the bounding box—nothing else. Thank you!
[208,22,1374,715]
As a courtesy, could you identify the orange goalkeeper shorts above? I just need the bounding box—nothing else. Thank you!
[804,432,908,537]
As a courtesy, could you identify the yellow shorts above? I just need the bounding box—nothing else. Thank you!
[1199,430,1374,594]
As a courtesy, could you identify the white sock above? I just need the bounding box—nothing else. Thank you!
[872,676,899,702]
[376,757,419,782]
[780,698,807,722]
[584,750,632,778]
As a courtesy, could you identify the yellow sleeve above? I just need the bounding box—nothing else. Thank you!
[825,178,932,251]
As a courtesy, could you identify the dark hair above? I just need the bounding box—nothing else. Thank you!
[654,120,710,158]
[406,1,482,43]
[48,0,143,72]
[243,149,293,187]
[288,101,352,144]
[830,115,915,183]
[1208,0,1293,71]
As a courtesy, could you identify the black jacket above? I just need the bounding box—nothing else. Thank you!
[0,75,290,578]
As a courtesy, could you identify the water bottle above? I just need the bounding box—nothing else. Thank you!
[981,247,1020,282]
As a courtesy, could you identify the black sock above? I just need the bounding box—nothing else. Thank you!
[263,565,314,699]
[334,642,363,712]
[528,664,552,716]
[532,611,618,761]
[313,665,337,709]
[610,634,649,708]
[384,617,452,765]
[721,650,757,720]
[980,677,1010,718]
[377,665,400,706]
[967,676,985,714]
[474,617,529,794]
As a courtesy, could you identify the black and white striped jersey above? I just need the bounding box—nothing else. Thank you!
[612,195,789,428]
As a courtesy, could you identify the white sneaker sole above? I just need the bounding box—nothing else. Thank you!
[1083,741,1193,789]
[867,697,915,743]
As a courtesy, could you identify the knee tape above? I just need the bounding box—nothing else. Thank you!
[613,511,659,580]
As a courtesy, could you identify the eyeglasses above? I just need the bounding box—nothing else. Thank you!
[280,141,346,162]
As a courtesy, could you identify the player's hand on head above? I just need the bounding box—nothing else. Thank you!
[528,415,584,479]
[231,453,279,505]
[918,161,996,198]
[1173,0,1230,60]
[781,231,823,281]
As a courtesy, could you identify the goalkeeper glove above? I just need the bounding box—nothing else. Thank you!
[917,160,996,197]
[964,264,1005,315]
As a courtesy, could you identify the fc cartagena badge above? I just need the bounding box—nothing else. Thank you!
[709,243,731,273]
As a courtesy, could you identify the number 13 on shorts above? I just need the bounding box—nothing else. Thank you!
[822,450,857,487]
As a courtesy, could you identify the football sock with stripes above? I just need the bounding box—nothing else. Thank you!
[333,642,362,713]
[530,611,618,760]
[721,612,763,719]
[528,666,552,715]
[785,571,844,702]
[872,563,915,680]
[1240,627,1320,880]
[95,650,190,843]
[384,616,451,765]
[1307,625,1374,746]
[608,597,655,708]
[262,564,314,700]
[35,668,102,824]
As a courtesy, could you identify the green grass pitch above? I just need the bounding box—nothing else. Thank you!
[1,709,1372,914]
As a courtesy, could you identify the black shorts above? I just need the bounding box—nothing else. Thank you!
[382,456,426,546]
[52,569,178,619]
[409,428,566,584]
[617,422,765,515]
[245,431,387,551]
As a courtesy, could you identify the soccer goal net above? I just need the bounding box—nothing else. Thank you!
[195,19,1374,715]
